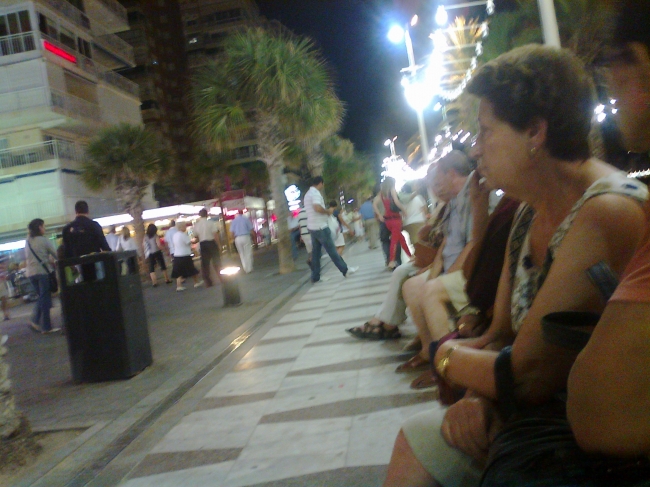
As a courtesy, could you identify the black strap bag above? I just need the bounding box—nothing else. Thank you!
[27,241,58,294]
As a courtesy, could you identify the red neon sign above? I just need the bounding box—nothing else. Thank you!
[43,41,77,64]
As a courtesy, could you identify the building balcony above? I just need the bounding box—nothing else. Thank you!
[50,88,101,121]
[0,139,85,176]
[0,31,37,58]
[40,34,139,98]
[92,23,135,68]
[84,0,129,34]
[34,0,91,31]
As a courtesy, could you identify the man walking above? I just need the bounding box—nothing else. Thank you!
[165,220,178,259]
[230,210,255,273]
[359,196,379,249]
[105,225,119,251]
[62,200,111,258]
[304,176,358,283]
[193,208,220,287]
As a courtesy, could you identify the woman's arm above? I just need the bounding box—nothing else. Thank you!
[390,188,408,213]
[338,213,354,233]
[567,301,650,456]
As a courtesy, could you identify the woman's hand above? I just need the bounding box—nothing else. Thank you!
[469,171,490,209]
[441,396,502,462]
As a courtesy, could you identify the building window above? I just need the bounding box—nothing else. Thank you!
[186,19,197,27]
[77,37,92,58]
[0,10,32,37]
[59,26,76,50]
[204,8,243,25]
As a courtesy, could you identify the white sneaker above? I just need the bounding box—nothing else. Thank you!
[29,322,42,333]
[194,281,204,288]
[42,327,61,334]
[345,266,359,276]
[176,286,186,292]
[312,276,330,283]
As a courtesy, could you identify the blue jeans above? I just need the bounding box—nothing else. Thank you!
[29,274,52,331]
[290,228,300,260]
[309,227,348,282]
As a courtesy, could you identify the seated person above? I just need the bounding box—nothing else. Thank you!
[347,153,472,340]
[383,44,649,487]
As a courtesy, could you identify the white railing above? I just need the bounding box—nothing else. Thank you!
[92,23,135,66]
[0,139,85,170]
[0,32,37,57]
[50,89,101,121]
[36,0,91,30]
[99,68,139,97]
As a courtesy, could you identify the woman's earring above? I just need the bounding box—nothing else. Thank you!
[529,147,537,157]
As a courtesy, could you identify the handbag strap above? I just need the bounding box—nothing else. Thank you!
[27,240,51,274]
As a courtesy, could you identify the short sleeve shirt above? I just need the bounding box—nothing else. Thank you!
[305,187,329,230]
[193,217,218,242]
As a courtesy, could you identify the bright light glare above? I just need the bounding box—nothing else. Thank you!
[597,112,607,123]
[612,108,618,114]
[610,99,617,105]
[388,25,405,44]
[434,102,442,111]
[432,30,448,51]
[220,266,241,276]
[0,240,26,252]
[384,139,392,146]
[595,104,605,114]
[403,77,435,112]
[435,6,448,26]
[410,15,418,26]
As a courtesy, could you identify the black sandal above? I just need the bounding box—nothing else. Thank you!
[346,322,401,340]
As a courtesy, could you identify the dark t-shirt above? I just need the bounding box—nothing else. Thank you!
[62,216,111,258]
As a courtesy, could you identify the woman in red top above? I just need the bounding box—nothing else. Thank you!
[380,177,411,269]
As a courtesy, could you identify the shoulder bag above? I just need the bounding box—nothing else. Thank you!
[27,240,58,293]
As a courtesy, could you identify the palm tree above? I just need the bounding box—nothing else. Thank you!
[193,26,344,274]
[81,123,168,256]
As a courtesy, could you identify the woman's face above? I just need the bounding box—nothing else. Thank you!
[605,44,650,152]
[39,224,45,236]
[473,99,530,191]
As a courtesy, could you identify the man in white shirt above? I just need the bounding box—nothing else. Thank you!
[105,225,119,251]
[230,210,255,273]
[305,176,358,283]
[298,206,312,265]
[165,220,178,258]
[193,209,221,287]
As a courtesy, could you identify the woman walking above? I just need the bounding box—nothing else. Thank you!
[25,218,59,334]
[144,224,171,287]
[380,177,411,269]
[116,226,137,252]
[171,222,202,291]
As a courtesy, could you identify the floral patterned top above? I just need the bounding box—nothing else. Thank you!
[509,171,648,333]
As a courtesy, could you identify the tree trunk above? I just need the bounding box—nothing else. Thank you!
[0,337,19,439]
[268,163,295,274]
[129,202,147,278]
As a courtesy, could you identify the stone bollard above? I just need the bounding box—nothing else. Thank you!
[220,266,242,307]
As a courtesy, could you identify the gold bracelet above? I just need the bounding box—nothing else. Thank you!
[436,345,459,381]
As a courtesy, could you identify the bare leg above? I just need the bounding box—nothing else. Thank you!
[337,246,344,256]
[150,272,157,285]
[176,277,184,289]
[384,430,439,487]
[403,274,433,360]
[163,269,170,282]
[421,278,453,342]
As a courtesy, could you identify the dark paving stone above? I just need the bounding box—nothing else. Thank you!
[130,448,243,477]
[287,354,414,377]
[258,334,311,345]
[244,465,388,486]
[195,392,277,411]
[259,391,437,423]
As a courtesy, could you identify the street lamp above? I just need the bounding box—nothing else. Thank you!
[389,16,431,165]
[384,136,397,158]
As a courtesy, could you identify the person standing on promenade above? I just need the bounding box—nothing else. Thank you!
[305,176,358,283]
[231,210,255,273]
[25,218,60,334]
[165,220,178,259]
[105,225,119,251]
[171,222,202,292]
[193,209,220,287]
[62,200,111,259]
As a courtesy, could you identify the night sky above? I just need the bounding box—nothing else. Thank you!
[257,0,440,166]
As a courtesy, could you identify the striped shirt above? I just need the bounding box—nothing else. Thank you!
[304,186,329,230]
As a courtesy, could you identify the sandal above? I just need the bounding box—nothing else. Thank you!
[395,353,429,373]
[346,322,401,341]
[410,370,438,389]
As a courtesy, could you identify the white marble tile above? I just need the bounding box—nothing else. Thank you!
[358,339,409,359]
[291,343,362,370]
[238,337,308,362]
[270,370,359,413]
[225,452,347,487]
[239,418,352,460]
[277,309,325,324]
[290,298,332,311]
[122,462,234,487]
[205,362,294,397]
[306,324,357,344]
[261,322,316,340]
[346,403,437,467]
[151,417,258,452]
[335,284,390,299]
[318,305,380,325]
[356,363,426,397]
[325,294,385,312]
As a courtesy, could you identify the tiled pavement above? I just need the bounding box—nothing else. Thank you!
[120,247,439,487]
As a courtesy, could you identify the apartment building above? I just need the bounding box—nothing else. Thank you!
[0,0,155,243]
